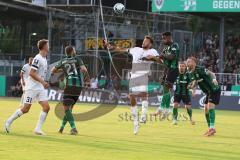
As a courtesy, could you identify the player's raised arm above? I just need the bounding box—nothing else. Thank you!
[104,40,129,53]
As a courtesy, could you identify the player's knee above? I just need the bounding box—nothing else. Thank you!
[204,105,208,112]
[43,104,50,113]
[185,105,191,109]
[21,108,30,114]
[173,103,178,108]
[129,95,136,106]
[21,104,31,113]
[208,103,215,109]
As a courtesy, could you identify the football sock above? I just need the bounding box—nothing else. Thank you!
[61,115,68,129]
[131,106,138,124]
[141,100,148,117]
[173,108,178,120]
[209,108,215,129]
[186,108,193,120]
[162,86,171,109]
[164,92,171,109]
[6,108,23,125]
[205,112,210,127]
[35,111,48,131]
[65,109,76,129]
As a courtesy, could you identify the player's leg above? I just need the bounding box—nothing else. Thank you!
[206,89,221,136]
[203,95,210,135]
[172,102,179,125]
[183,95,195,125]
[58,104,77,133]
[60,87,81,135]
[140,92,148,123]
[4,90,35,133]
[68,94,80,135]
[206,102,216,136]
[162,69,178,116]
[129,94,139,135]
[59,87,72,133]
[35,90,50,135]
[185,105,195,125]
[64,103,77,135]
[172,94,180,125]
[163,86,171,114]
[5,103,32,133]
[153,74,166,116]
[59,113,68,133]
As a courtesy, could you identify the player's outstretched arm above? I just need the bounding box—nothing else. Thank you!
[142,55,163,63]
[29,69,49,89]
[160,53,175,61]
[104,40,129,53]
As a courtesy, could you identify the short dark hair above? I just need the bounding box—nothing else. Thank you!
[37,39,48,50]
[162,32,172,37]
[145,35,153,44]
[65,46,74,56]
[179,61,186,65]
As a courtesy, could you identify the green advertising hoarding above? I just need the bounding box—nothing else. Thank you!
[0,76,6,96]
[152,0,240,12]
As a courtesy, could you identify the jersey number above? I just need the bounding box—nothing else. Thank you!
[64,63,78,76]
[26,97,33,103]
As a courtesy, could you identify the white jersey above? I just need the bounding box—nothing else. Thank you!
[25,54,48,91]
[129,47,159,74]
[20,63,31,86]
[128,47,159,94]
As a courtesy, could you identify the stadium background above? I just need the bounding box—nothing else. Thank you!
[0,0,240,110]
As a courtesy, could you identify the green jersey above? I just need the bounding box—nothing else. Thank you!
[55,56,84,87]
[188,66,220,94]
[162,42,180,69]
[175,72,191,95]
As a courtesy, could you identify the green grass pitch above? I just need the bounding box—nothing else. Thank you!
[0,98,240,160]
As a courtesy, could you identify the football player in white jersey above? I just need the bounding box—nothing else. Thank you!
[20,57,33,104]
[5,39,50,135]
[105,36,159,135]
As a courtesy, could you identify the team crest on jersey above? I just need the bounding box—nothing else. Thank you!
[155,0,164,10]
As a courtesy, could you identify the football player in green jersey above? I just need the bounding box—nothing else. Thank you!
[172,61,196,125]
[187,57,221,137]
[148,32,180,117]
[52,46,90,135]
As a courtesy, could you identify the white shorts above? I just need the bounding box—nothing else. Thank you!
[129,73,148,94]
[129,85,148,94]
[23,89,48,104]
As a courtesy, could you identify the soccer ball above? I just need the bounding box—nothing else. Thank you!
[113,3,125,14]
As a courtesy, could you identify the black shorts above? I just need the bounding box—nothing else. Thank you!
[204,89,221,105]
[174,94,191,105]
[63,86,82,107]
[162,69,178,88]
